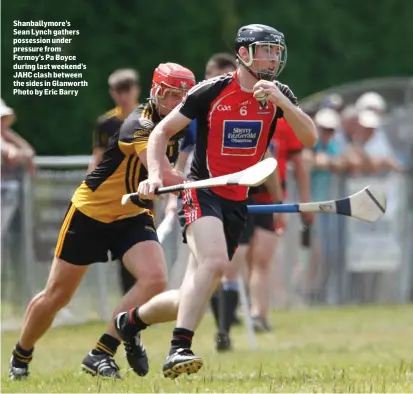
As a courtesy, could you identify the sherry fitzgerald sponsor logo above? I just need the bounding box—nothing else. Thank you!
[222,120,262,156]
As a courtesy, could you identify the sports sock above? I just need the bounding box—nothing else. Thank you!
[12,343,33,368]
[92,333,120,357]
[210,291,220,328]
[169,327,194,354]
[219,281,239,334]
[131,307,149,332]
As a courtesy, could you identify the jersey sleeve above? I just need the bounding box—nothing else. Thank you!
[178,76,232,120]
[274,81,300,118]
[180,119,197,152]
[118,115,155,156]
[92,117,109,149]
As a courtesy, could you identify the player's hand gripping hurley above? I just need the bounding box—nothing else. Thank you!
[121,158,278,205]
[248,185,386,223]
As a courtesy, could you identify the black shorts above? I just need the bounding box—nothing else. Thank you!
[55,203,158,265]
[177,188,247,260]
[239,197,274,245]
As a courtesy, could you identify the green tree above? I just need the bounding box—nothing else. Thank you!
[2,0,412,154]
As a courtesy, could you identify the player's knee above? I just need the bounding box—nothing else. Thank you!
[144,271,167,296]
[204,256,228,278]
[43,285,73,311]
[251,253,272,271]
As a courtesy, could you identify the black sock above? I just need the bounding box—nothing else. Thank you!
[131,307,149,332]
[12,343,33,367]
[219,282,239,334]
[210,292,220,328]
[92,334,120,357]
[118,307,149,339]
[169,327,194,354]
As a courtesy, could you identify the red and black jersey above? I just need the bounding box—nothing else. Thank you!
[177,71,299,201]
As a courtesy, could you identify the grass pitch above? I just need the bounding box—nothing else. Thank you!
[1,305,413,393]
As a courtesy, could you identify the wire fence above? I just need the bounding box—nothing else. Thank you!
[2,77,413,331]
[1,158,411,331]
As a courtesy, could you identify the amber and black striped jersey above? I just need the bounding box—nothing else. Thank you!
[72,101,185,223]
[92,106,129,150]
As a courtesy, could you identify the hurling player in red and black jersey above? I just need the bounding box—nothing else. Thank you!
[115,24,317,378]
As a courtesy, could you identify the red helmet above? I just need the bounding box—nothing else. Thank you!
[150,62,196,101]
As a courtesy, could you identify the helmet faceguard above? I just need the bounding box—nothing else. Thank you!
[150,63,196,113]
[235,24,287,81]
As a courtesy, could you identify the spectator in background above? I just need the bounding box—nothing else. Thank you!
[1,99,36,249]
[355,91,386,116]
[335,105,359,145]
[302,108,347,299]
[87,69,141,295]
[354,109,401,174]
[1,99,35,174]
[305,107,347,200]
[320,93,345,114]
[205,52,239,79]
[338,92,401,175]
[353,92,401,174]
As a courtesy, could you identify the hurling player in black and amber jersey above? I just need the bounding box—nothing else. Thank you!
[115,24,318,378]
[88,68,141,296]
[8,63,195,381]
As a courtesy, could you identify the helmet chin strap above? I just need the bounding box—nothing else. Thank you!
[150,87,174,117]
[237,55,276,82]
[237,57,260,81]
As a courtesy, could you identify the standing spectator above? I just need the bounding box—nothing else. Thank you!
[305,108,347,200]
[1,99,35,174]
[302,108,347,298]
[350,109,401,174]
[1,99,36,278]
[355,91,386,116]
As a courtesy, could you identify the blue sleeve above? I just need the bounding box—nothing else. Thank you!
[180,119,197,152]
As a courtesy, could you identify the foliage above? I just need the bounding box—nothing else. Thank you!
[2,0,413,154]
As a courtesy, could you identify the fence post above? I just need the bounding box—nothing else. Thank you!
[400,149,413,302]
[21,169,36,305]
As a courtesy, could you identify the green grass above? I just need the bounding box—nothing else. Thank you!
[2,305,413,393]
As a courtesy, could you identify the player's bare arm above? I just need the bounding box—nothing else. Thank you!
[261,149,287,233]
[138,147,185,190]
[87,147,104,174]
[290,152,314,224]
[262,149,283,203]
[253,80,318,147]
[138,109,192,198]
